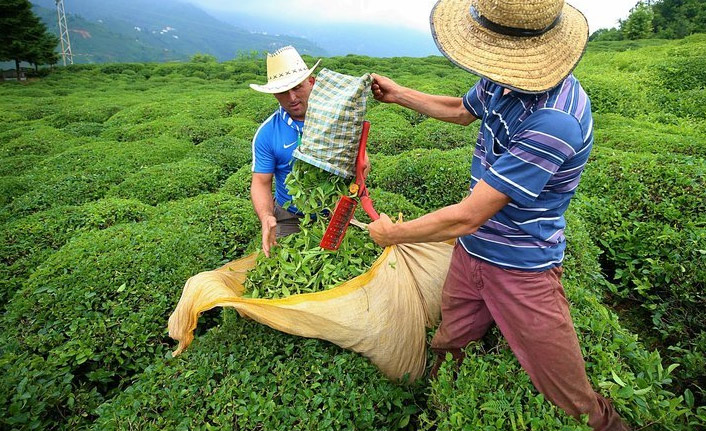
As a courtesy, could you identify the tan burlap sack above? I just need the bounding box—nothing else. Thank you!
[168,241,453,381]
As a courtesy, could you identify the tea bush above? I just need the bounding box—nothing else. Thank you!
[0,198,154,305]
[0,125,78,158]
[219,164,252,199]
[193,135,252,176]
[0,194,258,430]
[1,136,193,221]
[368,148,470,210]
[366,107,415,154]
[576,147,706,399]
[91,316,425,431]
[593,113,706,157]
[61,121,107,138]
[106,158,223,206]
[0,154,44,176]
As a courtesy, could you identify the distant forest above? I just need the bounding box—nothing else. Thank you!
[591,0,706,41]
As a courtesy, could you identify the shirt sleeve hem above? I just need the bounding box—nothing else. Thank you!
[482,172,537,207]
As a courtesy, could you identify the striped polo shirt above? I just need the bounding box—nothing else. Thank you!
[460,75,593,271]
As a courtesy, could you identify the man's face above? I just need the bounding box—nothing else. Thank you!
[273,76,315,121]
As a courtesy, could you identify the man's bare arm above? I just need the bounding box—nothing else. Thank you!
[371,73,477,126]
[368,180,511,246]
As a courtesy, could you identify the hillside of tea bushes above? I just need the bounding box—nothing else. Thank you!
[1,35,704,430]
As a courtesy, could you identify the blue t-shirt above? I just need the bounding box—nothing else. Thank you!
[251,107,303,212]
[460,75,594,271]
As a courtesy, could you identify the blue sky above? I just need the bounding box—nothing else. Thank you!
[187,0,639,34]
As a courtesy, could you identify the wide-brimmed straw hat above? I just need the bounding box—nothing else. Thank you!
[249,46,321,94]
[430,0,589,93]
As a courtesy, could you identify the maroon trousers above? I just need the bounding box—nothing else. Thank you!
[431,244,629,431]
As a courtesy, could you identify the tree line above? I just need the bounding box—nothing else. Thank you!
[591,0,706,41]
[0,0,59,78]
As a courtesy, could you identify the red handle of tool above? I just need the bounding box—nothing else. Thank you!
[355,121,379,221]
[356,121,370,176]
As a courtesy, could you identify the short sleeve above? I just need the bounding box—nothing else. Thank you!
[252,126,275,174]
[482,109,584,206]
[462,79,490,120]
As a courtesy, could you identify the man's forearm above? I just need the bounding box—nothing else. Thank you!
[251,182,275,223]
[369,180,510,246]
[394,88,474,126]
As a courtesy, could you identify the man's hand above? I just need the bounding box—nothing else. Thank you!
[371,73,402,104]
[368,213,396,247]
[261,215,278,257]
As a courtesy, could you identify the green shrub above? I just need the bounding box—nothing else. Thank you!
[0,136,193,220]
[46,104,123,128]
[0,154,44,176]
[594,113,706,157]
[91,316,425,431]
[219,164,251,199]
[0,198,154,305]
[412,118,476,151]
[368,148,470,210]
[193,135,252,176]
[227,89,278,123]
[365,189,426,222]
[0,125,78,158]
[107,159,223,206]
[62,121,106,138]
[656,56,706,91]
[0,175,30,207]
[224,116,259,139]
[0,194,258,430]
[366,107,416,154]
[102,115,233,144]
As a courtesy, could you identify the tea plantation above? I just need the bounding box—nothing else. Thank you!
[1,35,705,430]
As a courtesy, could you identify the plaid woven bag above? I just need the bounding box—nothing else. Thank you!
[293,68,373,179]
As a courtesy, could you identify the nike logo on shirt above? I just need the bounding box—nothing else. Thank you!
[283,140,297,149]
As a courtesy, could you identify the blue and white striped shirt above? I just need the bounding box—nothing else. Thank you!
[460,75,593,271]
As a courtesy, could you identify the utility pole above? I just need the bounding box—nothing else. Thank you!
[56,0,73,65]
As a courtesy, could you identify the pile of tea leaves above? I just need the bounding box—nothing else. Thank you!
[242,160,381,299]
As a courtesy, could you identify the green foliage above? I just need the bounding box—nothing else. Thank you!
[0,198,154,305]
[219,164,251,199]
[621,2,655,40]
[653,0,706,38]
[1,136,193,221]
[0,194,258,430]
[575,147,706,399]
[106,158,223,206]
[244,161,379,299]
[368,148,470,209]
[91,316,424,431]
[193,135,252,176]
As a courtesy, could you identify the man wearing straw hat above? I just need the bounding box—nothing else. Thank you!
[249,46,321,257]
[368,0,629,429]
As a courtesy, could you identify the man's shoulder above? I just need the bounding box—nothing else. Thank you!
[253,109,282,143]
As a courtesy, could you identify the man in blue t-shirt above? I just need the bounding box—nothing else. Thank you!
[368,1,628,430]
[249,46,321,257]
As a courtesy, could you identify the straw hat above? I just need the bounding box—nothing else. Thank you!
[249,46,321,94]
[430,0,589,93]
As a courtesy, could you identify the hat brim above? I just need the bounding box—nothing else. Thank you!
[430,0,588,93]
[249,59,321,94]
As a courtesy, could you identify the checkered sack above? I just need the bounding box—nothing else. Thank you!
[293,68,373,179]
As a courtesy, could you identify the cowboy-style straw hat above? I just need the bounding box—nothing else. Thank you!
[249,46,321,94]
[430,0,589,93]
